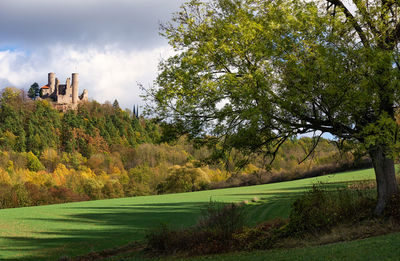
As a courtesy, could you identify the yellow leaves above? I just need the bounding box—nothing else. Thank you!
[0,169,11,185]
[52,163,69,186]
[110,166,121,175]
[40,148,59,168]
[24,170,51,186]
[54,163,68,174]
[240,163,259,175]
[1,87,22,103]
[6,160,13,173]
[80,168,96,180]
[203,167,230,183]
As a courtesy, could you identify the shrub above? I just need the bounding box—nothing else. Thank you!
[233,218,288,250]
[145,202,246,255]
[145,224,193,255]
[287,185,375,235]
[196,202,245,239]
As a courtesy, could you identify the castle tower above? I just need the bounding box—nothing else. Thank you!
[71,73,79,104]
[48,72,55,92]
[55,77,60,94]
[66,77,71,89]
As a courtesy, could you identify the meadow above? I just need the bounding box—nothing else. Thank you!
[0,168,380,260]
[116,232,400,261]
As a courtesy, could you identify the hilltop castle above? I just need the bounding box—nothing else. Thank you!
[40,72,88,111]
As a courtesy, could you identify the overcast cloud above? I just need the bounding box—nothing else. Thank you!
[0,0,186,109]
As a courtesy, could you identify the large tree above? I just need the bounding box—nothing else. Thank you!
[147,0,400,214]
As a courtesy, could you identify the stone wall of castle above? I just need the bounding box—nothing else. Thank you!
[40,72,88,111]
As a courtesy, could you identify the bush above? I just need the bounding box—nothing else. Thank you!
[287,185,375,235]
[145,224,194,255]
[145,183,400,258]
[196,202,245,239]
[233,218,288,250]
[145,202,246,255]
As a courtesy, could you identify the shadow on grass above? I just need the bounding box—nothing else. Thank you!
[0,182,349,261]
[0,201,211,261]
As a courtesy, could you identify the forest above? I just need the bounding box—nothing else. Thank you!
[0,86,366,208]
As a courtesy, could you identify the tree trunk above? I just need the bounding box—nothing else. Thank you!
[369,146,399,215]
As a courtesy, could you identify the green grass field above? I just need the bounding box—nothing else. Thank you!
[112,231,400,261]
[177,232,400,261]
[0,168,379,260]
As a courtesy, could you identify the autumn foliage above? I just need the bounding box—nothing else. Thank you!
[0,87,367,209]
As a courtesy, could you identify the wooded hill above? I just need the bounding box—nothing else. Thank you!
[0,87,365,208]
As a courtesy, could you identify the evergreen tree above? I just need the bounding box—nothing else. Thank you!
[112,99,120,109]
[28,83,40,100]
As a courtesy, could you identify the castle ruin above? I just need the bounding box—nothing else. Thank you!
[40,72,88,111]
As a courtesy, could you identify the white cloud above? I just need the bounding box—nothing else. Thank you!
[0,0,186,110]
[0,45,175,109]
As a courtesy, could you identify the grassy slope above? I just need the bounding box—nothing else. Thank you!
[174,232,400,261]
[115,232,400,261]
[0,168,377,260]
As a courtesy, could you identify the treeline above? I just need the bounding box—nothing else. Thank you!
[0,87,366,209]
[0,87,159,157]
[0,140,363,209]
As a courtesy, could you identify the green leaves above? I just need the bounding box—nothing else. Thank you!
[27,83,40,99]
[361,113,399,158]
[148,0,400,160]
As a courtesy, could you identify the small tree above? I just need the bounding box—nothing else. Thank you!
[28,83,40,100]
[112,99,120,109]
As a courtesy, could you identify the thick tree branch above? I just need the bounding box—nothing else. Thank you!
[326,0,370,47]
[386,22,400,49]
[353,0,380,36]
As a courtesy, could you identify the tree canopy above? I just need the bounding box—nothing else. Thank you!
[0,87,159,157]
[147,0,400,213]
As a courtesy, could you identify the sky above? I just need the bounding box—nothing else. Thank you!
[0,0,186,110]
